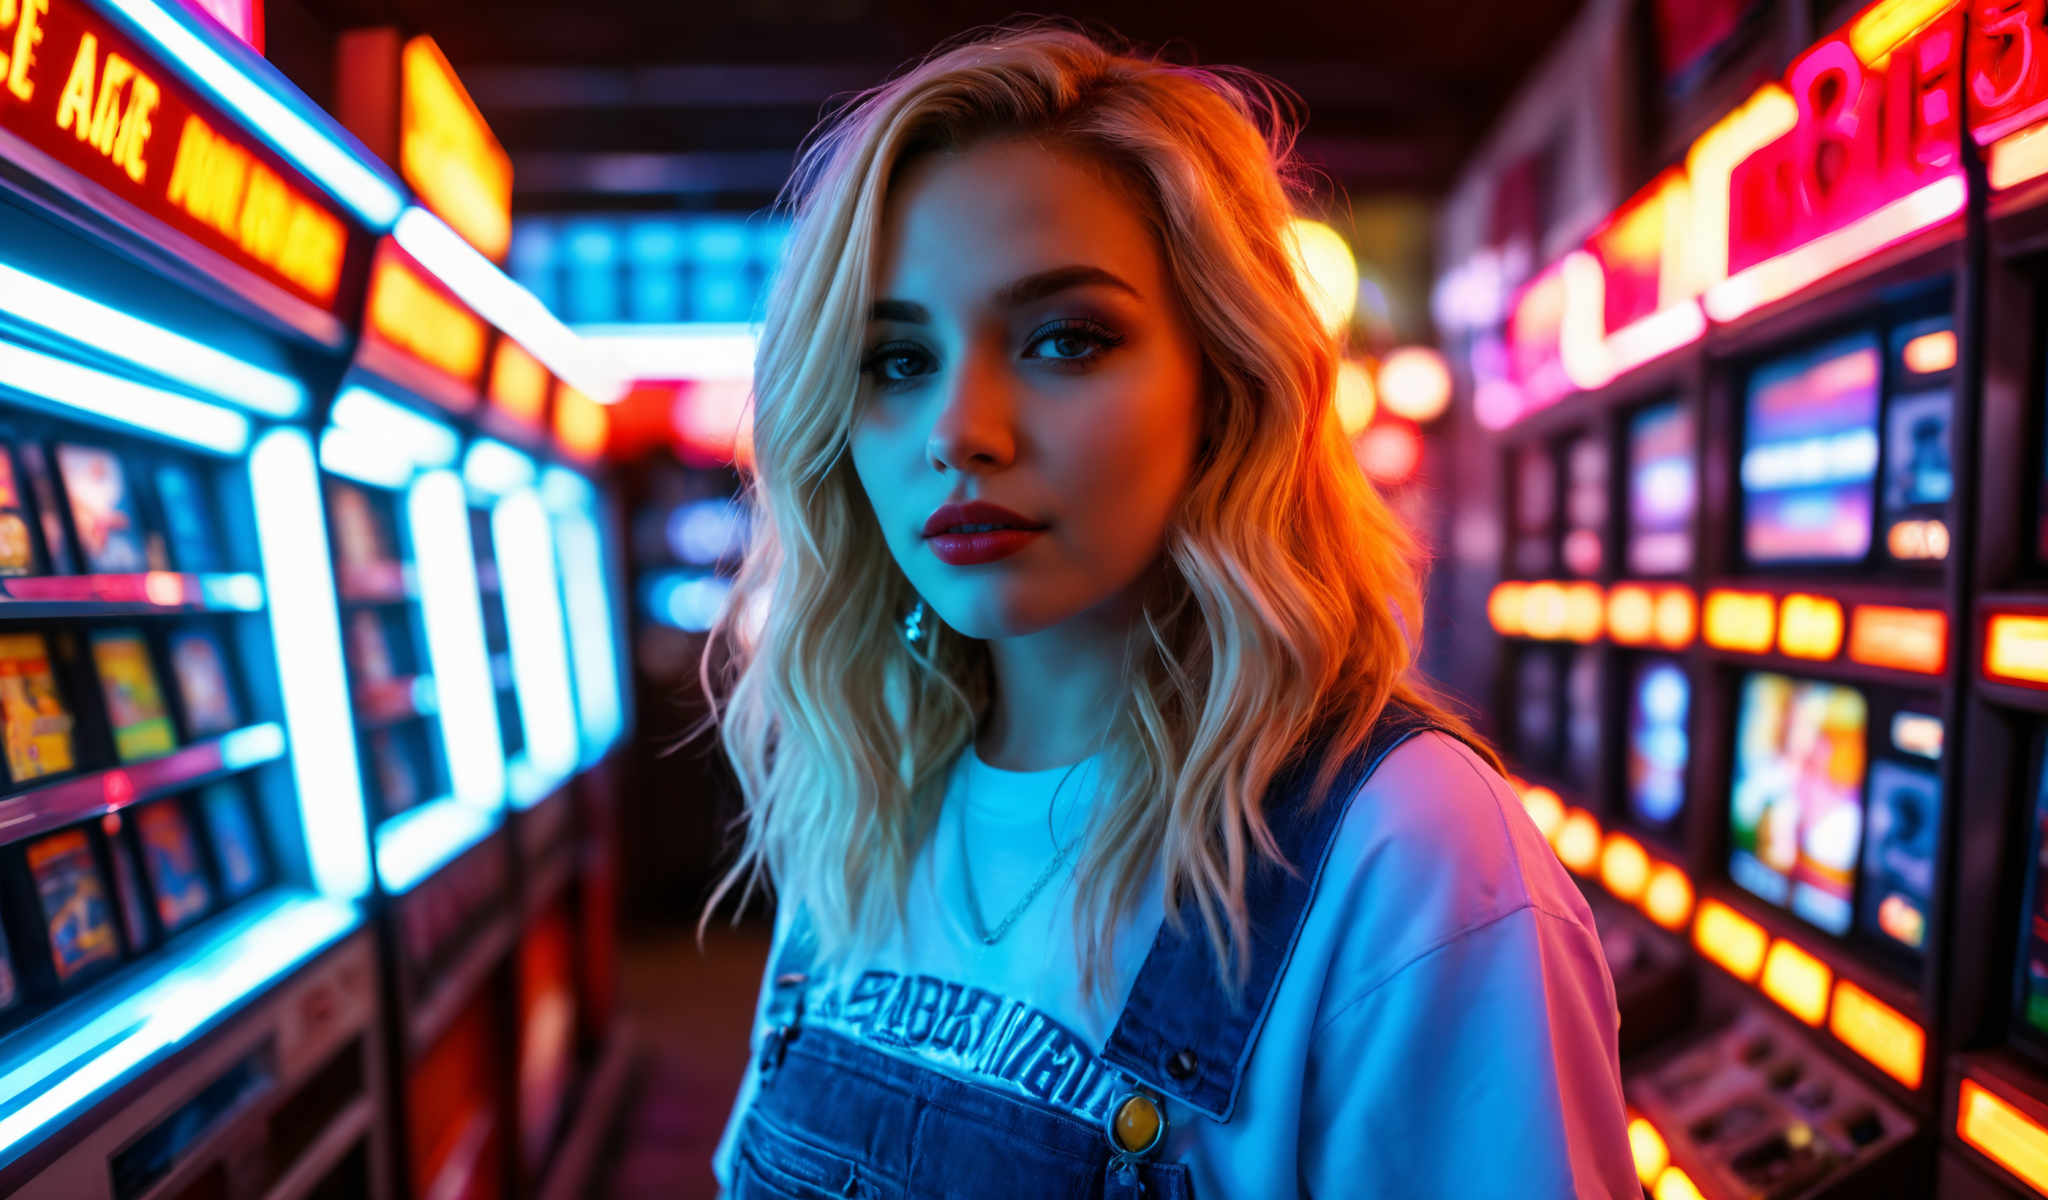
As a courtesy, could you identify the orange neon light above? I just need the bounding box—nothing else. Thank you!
[1679,85,1798,295]
[401,37,513,261]
[1830,980,1924,1089]
[1760,939,1832,1026]
[368,255,488,386]
[1643,863,1695,931]
[1704,589,1776,653]
[1778,593,1845,661]
[1848,606,1947,674]
[1600,833,1650,902]
[554,385,609,459]
[1556,808,1602,876]
[1703,176,1967,323]
[1628,1116,1669,1187]
[1987,613,2048,687]
[1489,582,1528,636]
[1654,587,1696,650]
[1607,584,1655,645]
[1886,518,1951,560]
[1521,785,1565,843]
[1561,582,1605,642]
[1901,329,1957,373]
[1522,581,1569,640]
[1653,1165,1706,1200]
[488,338,550,424]
[1959,1078,2048,1194]
[1992,121,2048,191]
[1695,898,1768,981]
[1849,0,1957,66]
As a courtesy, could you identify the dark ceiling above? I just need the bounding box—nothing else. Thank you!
[291,0,1587,215]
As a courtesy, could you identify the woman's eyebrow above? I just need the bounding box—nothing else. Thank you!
[868,266,1141,324]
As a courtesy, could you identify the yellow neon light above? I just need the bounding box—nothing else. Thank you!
[1489,582,1528,636]
[1901,329,1957,373]
[1628,1116,1669,1187]
[1643,863,1695,931]
[488,338,549,423]
[165,115,347,304]
[1760,939,1832,1026]
[1600,833,1650,903]
[1654,587,1696,650]
[401,36,513,261]
[1849,0,1958,66]
[1987,613,2048,687]
[1561,582,1605,643]
[1654,1165,1706,1200]
[1608,584,1654,645]
[1556,808,1602,876]
[368,256,487,385]
[1992,121,2048,191]
[1681,85,1798,295]
[1522,581,1568,640]
[1704,589,1776,653]
[1778,593,1845,661]
[1695,898,1768,981]
[1521,785,1565,843]
[1830,979,1924,1089]
[554,385,608,459]
[1960,1078,2048,1194]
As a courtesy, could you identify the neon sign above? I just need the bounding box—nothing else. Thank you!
[400,36,511,262]
[173,0,259,53]
[366,244,488,393]
[488,338,549,423]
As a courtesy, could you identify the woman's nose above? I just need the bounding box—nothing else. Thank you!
[925,349,1017,473]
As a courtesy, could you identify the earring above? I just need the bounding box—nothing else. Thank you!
[900,598,930,648]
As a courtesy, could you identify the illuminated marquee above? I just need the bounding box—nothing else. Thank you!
[488,337,549,423]
[0,0,351,307]
[367,247,487,390]
[400,36,511,262]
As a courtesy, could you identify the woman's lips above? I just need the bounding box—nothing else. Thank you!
[926,528,1044,565]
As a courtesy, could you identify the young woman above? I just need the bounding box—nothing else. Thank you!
[703,25,1637,1199]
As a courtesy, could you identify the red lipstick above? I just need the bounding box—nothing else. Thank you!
[922,500,1047,566]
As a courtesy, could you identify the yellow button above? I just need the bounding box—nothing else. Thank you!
[1113,1093,1162,1153]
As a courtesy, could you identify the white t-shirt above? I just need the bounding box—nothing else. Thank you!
[714,731,1639,1198]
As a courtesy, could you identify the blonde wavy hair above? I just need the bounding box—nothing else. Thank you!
[699,23,1495,999]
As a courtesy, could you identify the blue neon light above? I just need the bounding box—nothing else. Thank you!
[97,0,403,227]
[407,471,506,810]
[216,722,286,770]
[542,470,625,762]
[0,341,249,454]
[196,573,266,611]
[0,893,356,1169]
[373,795,497,895]
[463,439,536,497]
[0,263,306,418]
[493,490,579,803]
[250,430,370,899]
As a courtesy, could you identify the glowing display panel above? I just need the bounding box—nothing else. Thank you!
[400,36,511,262]
[1740,333,1881,565]
[366,245,488,394]
[0,0,352,307]
[2016,740,2048,1038]
[1627,401,1696,576]
[1728,672,1867,936]
[1626,657,1689,829]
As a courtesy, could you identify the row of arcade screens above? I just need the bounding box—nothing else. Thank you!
[1514,648,1940,968]
[1509,313,1955,577]
[0,435,228,578]
[0,623,242,791]
[327,481,452,823]
[0,778,270,1019]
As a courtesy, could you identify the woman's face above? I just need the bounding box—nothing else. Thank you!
[850,137,1205,640]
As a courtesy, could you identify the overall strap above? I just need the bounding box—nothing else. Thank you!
[1099,701,1443,1122]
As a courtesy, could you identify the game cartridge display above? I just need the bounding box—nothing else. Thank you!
[92,629,179,762]
[134,800,212,934]
[0,632,76,784]
[197,782,267,900]
[55,443,151,574]
[168,628,241,737]
[26,828,121,982]
[152,461,222,574]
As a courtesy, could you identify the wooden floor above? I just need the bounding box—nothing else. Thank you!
[594,917,772,1198]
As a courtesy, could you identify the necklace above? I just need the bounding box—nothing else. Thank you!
[957,757,1085,946]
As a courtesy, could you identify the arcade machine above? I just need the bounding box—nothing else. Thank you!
[1477,2,1984,1194]
[1936,46,2048,1198]
[0,0,409,1195]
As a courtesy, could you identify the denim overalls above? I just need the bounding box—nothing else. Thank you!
[729,703,1444,1199]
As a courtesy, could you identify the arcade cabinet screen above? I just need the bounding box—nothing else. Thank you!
[1740,333,1881,565]
[1562,432,1607,577]
[1512,443,1557,577]
[1626,658,1689,828]
[1563,648,1602,795]
[1856,708,1941,956]
[1882,316,1954,564]
[1728,672,1867,935]
[1513,645,1561,775]
[1627,401,1695,576]
[2021,748,2048,1036]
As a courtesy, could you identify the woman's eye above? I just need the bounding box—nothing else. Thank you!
[861,344,933,385]
[1025,320,1124,364]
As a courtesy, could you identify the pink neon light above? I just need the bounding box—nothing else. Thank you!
[1558,251,1705,391]
[1703,174,1964,322]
